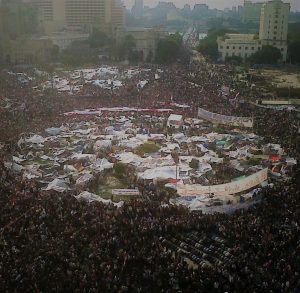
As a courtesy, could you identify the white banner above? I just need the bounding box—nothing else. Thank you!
[198,108,253,128]
[177,168,268,197]
[112,189,140,196]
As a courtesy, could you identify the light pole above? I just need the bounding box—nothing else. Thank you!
[171,150,180,184]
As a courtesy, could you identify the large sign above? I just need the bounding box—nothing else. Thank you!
[112,189,140,196]
[177,168,268,197]
[198,108,254,128]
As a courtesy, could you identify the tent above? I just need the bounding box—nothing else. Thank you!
[167,114,183,128]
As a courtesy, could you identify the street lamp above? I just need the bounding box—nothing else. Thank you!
[171,150,180,182]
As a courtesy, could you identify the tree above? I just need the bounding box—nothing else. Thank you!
[113,34,136,61]
[248,45,282,64]
[197,27,236,60]
[288,41,300,64]
[287,22,300,64]
[225,55,243,65]
[61,41,98,66]
[155,32,183,64]
[88,29,111,48]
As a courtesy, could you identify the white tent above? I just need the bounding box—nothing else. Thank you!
[167,114,183,128]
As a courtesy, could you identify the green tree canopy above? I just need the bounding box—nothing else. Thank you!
[287,22,300,64]
[61,41,98,66]
[88,29,111,48]
[288,41,300,64]
[248,45,282,64]
[155,32,183,64]
[197,27,236,60]
[113,34,136,61]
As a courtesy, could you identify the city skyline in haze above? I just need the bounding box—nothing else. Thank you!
[124,0,300,12]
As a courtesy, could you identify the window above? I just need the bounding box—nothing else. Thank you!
[273,42,276,45]
[274,26,277,29]
[233,46,235,49]
[226,46,229,49]
[245,53,248,57]
[245,47,248,50]
[251,47,255,50]
[239,46,241,50]
[281,48,284,51]
[220,46,223,49]
[274,37,276,40]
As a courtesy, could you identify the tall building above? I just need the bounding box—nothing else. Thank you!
[242,0,263,23]
[132,0,143,18]
[259,0,290,50]
[217,0,290,62]
[258,0,290,61]
[193,4,208,15]
[24,0,125,34]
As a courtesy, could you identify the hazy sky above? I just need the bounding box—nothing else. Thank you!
[123,0,300,12]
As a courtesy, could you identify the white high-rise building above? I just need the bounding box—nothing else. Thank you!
[217,0,290,62]
[259,0,290,60]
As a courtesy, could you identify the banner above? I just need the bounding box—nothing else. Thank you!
[112,189,140,196]
[198,108,253,128]
[177,168,268,197]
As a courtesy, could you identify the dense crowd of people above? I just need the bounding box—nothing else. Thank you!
[0,58,299,292]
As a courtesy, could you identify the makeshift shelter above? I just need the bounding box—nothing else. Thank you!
[167,114,183,128]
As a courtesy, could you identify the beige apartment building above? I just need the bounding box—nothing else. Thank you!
[259,0,290,59]
[25,0,125,34]
[218,0,290,62]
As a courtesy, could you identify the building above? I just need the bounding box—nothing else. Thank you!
[259,0,290,59]
[131,0,143,18]
[193,4,208,13]
[6,37,53,64]
[217,0,290,62]
[41,31,89,51]
[116,27,167,62]
[242,0,263,23]
[24,0,125,34]
[218,34,261,61]
[167,8,184,22]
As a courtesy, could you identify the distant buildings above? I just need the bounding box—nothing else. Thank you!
[24,0,125,34]
[116,27,167,62]
[218,0,290,62]
[242,0,264,23]
[218,34,261,60]
[131,0,143,18]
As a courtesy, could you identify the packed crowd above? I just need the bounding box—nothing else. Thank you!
[0,59,299,292]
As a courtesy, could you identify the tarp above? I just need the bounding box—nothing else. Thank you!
[45,127,61,136]
[198,108,253,128]
[75,191,124,208]
[111,189,140,196]
[25,135,45,144]
[44,178,69,193]
[76,173,93,186]
[177,168,268,196]
[94,140,112,151]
